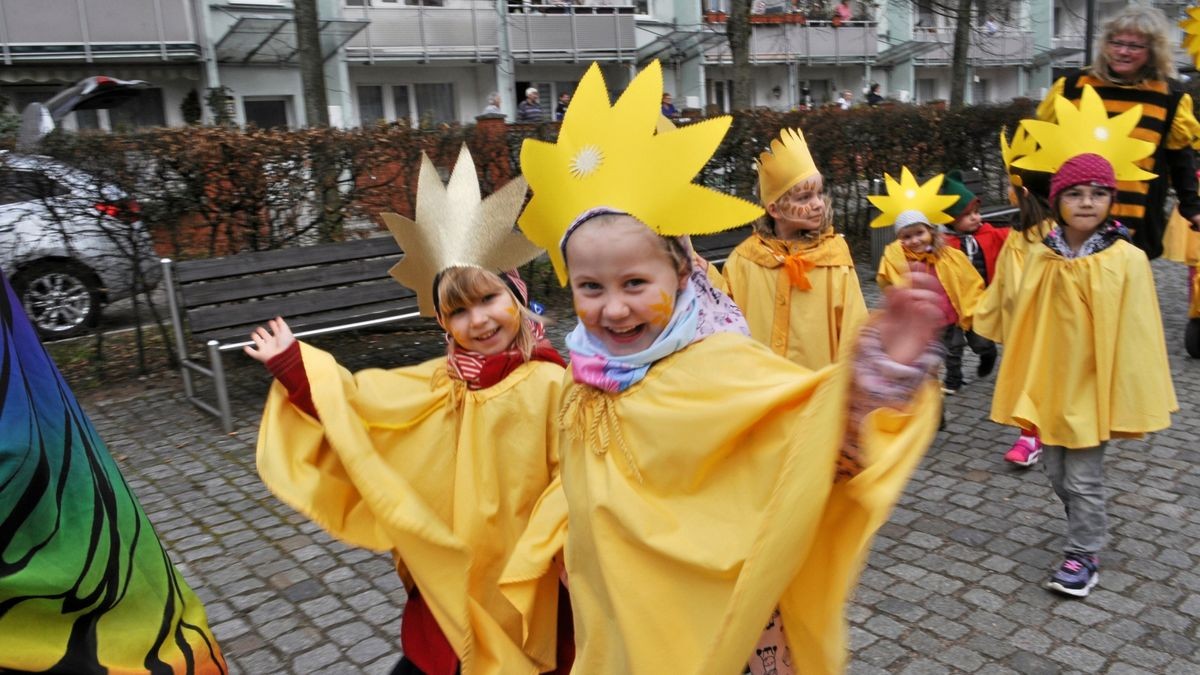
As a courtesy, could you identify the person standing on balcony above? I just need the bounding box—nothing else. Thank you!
[518,87,543,122]
[1039,5,1200,350]
[661,92,678,118]
[834,0,852,23]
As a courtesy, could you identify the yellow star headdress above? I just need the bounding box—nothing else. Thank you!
[381,144,542,316]
[1181,6,1200,69]
[517,60,764,284]
[866,167,958,229]
[1013,85,1156,181]
[1000,124,1038,174]
[757,127,821,207]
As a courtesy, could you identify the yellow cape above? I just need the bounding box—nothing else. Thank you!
[876,241,984,330]
[502,332,940,674]
[722,232,869,369]
[990,241,1177,448]
[1162,209,1200,318]
[974,220,1055,343]
[256,346,566,674]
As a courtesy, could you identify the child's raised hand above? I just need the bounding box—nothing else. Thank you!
[243,317,296,365]
[876,271,945,366]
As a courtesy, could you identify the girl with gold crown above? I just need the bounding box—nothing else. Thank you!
[245,146,572,675]
[720,127,868,371]
[502,59,947,675]
[991,87,1178,598]
[872,169,986,397]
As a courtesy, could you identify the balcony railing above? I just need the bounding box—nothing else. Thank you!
[343,1,636,62]
[703,21,878,65]
[0,0,198,65]
[911,27,1035,66]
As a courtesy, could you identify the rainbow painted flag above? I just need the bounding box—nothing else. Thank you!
[0,271,226,674]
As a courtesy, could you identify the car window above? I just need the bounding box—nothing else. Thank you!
[0,170,71,205]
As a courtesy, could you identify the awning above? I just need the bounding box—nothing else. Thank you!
[215,16,369,65]
[637,26,726,65]
[1030,46,1084,69]
[874,39,941,68]
[0,64,200,85]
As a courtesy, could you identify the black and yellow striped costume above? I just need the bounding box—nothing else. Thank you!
[1039,72,1200,259]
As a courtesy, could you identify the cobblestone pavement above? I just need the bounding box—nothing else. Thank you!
[80,259,1200,674]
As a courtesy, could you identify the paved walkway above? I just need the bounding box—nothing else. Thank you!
[81,259,1200,674]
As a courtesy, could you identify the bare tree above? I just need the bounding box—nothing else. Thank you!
[948,0,973,109]
[294,0,329,127]
[728,1,753,110]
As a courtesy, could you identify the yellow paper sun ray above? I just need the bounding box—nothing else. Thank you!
[866,167,958,229]
[1180,6,1200,69]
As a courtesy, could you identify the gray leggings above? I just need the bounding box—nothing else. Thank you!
[1042,443,1108,555]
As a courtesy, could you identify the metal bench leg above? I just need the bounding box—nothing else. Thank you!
[208,340,234,434]
[161,258,197,400]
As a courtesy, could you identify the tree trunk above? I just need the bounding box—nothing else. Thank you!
[728,0,753,111]
[949,0,973,109]
[294,0,329,127]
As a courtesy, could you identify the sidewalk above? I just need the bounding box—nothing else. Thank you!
[81,259,1200,674]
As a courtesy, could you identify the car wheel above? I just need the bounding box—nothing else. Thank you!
[12,261,101,340]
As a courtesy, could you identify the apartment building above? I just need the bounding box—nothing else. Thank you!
[0,0,1193,130]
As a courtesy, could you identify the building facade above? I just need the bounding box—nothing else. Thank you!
[0,0,1191,130]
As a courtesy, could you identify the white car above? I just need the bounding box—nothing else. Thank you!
[0,151,159,339]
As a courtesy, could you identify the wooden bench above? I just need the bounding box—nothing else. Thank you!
[161,236,421,432]
[691,226,752,268]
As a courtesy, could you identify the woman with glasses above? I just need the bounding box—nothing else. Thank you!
[1037,4,1200,353]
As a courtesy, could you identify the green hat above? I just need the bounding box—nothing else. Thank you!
[941,169,979,218]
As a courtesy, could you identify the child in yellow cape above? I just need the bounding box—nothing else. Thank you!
[501,59,946,675]
[722,127,869,370]
[1162,206,1200,356]
[974,126,1055,467]
[991,153,1177,597]
[246,147,572,675]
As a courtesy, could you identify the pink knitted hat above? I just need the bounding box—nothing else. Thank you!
[1049,153,1117,204]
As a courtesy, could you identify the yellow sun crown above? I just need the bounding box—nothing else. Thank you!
[381,144,542,316]
[1181,6,1200,69]
[516,60,764,284]
[866,167,958,229]
[1000,124,1038,174]
[1013,84,1156,181]
[757,127,821,207]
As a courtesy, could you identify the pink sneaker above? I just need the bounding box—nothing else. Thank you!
[1004,435,1042,467]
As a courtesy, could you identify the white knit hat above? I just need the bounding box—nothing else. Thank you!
[893,209,931,232]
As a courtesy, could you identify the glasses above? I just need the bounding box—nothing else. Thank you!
[1108,39,1148,52]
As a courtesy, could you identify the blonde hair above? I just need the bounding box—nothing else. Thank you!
[755,177,834,239]
[1091,5,1176,82]
[436,266,538,360]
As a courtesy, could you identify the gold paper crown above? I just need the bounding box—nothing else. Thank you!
[1013,85,1156,181]
[757,127,820,207]
[517,60,764,284]
[381,144,542,316]
[867,168,958,229]
[1181,6,1200,69]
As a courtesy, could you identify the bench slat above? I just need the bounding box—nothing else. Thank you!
[193,300,431,346]
[181,257,401,308]
[186,279,416,335]
[174,237,401,283]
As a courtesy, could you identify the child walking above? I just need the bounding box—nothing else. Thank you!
[974,127,1055,467]
[722,127,868,369]
[991,153,1177,596]
[503,60,946,675]
[937,170,1004,388]
[247,148,571,675]
[873,170,985,395]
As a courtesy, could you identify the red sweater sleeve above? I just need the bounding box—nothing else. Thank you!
[265,341,318,419]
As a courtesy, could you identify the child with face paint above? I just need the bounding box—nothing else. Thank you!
[722,128,869,370]
[503,60,947,675]
[991,153,1177,598]
[246,148,572,675]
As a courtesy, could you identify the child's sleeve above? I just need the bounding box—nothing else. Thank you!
[266,340,318,419]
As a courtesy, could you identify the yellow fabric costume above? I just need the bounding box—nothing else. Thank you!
[257,346,566,674]
[974,220,1055,343]
[502,333,941,675]
[1163,209,1200,318]
[722,231,868,369]
[876,241,984,330]
[990,241,1177,448]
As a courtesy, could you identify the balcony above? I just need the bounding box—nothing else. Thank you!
[908,27,1035,67]
[703,21,878,65]
[0,0,199,65]
[342,1,636,63]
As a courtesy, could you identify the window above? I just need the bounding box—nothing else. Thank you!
[108,88,166,129]
[405,0,444,5]
[244,98,290,129]
[357,85,385,125]
[72,110,100,130]
[917,78,937,103]
[415,83,455,125]
[0,170,69,205]
[393,85,411,123]
[972,79,990,104]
